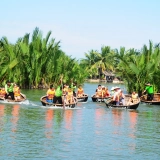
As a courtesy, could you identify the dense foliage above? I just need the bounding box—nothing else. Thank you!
[1,27,159,94]
[80,41,160,94]
[0,27,87,88]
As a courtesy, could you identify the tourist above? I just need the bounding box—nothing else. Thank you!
[13,84,21,101]
[5,81,15,100]
[95,84,102,97]
[77,85,84,97]
[46,84,55,103]
[143,82,154,101]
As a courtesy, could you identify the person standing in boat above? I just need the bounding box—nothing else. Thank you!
[143,82,154,101]
[46,85,55,103]
[5,81,15,100]
[70,82,77,97]
[65,87,75,104]
[53,77,63,104]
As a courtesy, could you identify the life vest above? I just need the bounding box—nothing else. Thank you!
[67,91,73,100]
[102,90,106,96]
[132,94,138,99]
[0,90,6,96]
[77,88,83,94]
[97,88,102,96]
[14,87,20,96]
[47,89,55,99]
[105,90,110,97]
[63,87,68,94]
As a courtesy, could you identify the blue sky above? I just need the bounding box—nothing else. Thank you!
[0,0,160,59]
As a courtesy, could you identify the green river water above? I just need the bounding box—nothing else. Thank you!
[0,82,160,160]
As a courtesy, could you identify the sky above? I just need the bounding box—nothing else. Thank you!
[0,0,160,59]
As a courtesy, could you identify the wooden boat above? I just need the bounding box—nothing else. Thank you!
[104,95,140,109]
[40,95,77,108]
[77,94,88,102]
[0,93,26,103]
[140,93,160,105]
[91,94,111,102]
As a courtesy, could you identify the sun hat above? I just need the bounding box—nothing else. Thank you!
[111,87,115,91]
[114,86,121,90]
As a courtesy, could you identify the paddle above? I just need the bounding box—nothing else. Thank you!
[105,97,113,105]
[60,75,65,109]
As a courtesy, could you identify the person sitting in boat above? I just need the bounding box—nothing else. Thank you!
[101,86,106,98]
[110,87,115,96]
[104,87,110,97]
[127,91,138,105]
[0,87,6,99]
[46,84,55,103]
[5,80,15,100]
[77,85,84,97]
[112,87,120,105]
[13,84,21,101]
[142,82,154,101]
[65,87,75,104]
[119,90,125,105]
[95,85,102,97]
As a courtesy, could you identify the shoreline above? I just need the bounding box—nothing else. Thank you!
[85,79,124,84]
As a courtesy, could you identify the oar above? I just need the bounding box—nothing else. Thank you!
[63,94,66,109]
[105,97,113,104]
[60,74,65,109]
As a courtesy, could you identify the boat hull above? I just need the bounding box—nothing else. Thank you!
[140,93,160,105]
[0,93,26,104]
[40,95,77,108]
[77,94,88,102]
[104,95,140,109]
[91,95,111,102]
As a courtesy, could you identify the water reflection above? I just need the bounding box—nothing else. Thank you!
[0,104,5,132]
[11,105,20,133]
[95,108,105,135]
[112,109,123,127]
[45,109,54,139]
[64,110,73,131]
[129,111,138,130]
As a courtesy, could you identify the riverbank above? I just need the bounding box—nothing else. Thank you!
[85,79,124,84]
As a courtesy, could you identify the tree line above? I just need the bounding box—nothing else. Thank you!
[80,41,160,94]
[0,27,87,88]
[1,27,160,94]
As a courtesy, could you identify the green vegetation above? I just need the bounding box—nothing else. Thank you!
[80,41,160,94]
[0,27,87,88]
[1,27,159,94]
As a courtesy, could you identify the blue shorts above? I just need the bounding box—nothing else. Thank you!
[46,99,53,103]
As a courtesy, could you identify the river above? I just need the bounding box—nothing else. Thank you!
[0,82,160,160]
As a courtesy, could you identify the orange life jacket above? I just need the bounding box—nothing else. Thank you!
[63,87,68,94]
[47,89,55,99]
[14,87,20,96]
[67,91,73,100]
[105,90,110,97]
[77,88,83,94]
[0,90,6,96]
[97,88,102,96]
